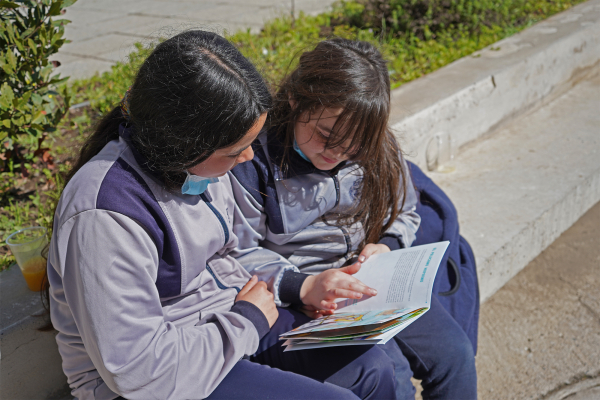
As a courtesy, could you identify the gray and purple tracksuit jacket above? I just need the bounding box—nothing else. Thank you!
[47,126,268,400]
[229,130,420,306]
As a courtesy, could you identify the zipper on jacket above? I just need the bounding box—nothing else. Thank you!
[205,264,241,293]
[331,174,341,208]
[200,193,229,246]
[340,226,351,257]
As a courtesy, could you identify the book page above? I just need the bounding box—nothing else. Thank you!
[336,241,449,313]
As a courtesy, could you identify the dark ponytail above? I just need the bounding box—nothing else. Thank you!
[64,107,124,185]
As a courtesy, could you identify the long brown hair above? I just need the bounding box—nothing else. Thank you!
[269,38,408,250]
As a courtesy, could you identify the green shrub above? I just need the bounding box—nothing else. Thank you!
[0,0,75,178]
[0,0,77,269]
[331,0,579,40]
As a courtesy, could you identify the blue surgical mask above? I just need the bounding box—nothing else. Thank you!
[181,172,218,195]
[293,139,311,163]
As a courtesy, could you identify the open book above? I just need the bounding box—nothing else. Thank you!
[281,241,449,351]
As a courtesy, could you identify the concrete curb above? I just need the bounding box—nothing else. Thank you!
[390,0,600,170]
[431,74,600,302]
[388,0,600,302]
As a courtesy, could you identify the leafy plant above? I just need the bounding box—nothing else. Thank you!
[329,0,580,40]
[0,0,75,179]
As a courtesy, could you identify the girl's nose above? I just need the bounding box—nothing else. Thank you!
[330,146,347,159]
[238,146,255,163]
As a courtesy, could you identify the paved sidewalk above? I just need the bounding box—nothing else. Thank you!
[54,0,337,79]
[477,200,600,399]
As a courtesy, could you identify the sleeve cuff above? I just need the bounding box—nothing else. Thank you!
[230,301,270,340]
[378,235,404,251]
[278,271,310,305]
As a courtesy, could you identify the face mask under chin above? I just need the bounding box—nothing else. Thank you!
[181,171,219,195]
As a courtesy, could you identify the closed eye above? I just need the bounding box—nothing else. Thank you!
[316,127,330,140]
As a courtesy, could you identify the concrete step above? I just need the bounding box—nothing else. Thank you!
[390,0,600,302]
[427,66,600,302]
[391,0,600,170]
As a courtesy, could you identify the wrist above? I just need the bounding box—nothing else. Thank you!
[230,300,270,340]
[299,275,316,304]
[279,271,310,305]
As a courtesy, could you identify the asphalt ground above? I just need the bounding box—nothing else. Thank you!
[476,200,600,399]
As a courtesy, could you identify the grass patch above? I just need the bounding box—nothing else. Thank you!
[0,0,587,270]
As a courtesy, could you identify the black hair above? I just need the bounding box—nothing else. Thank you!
[66,30,271,189]
[42,31,271,326]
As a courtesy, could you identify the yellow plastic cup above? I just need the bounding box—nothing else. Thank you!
[6,227,48,292]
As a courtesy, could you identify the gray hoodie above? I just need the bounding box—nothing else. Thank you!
[48,127,268,400]
[229,130,420,307]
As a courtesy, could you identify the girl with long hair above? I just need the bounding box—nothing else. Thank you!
[230,38,477,400]
[47,31,397,400]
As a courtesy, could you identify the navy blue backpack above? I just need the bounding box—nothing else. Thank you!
[408,162,480,353]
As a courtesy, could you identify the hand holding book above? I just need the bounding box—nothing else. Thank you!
[281,241,450,351]
[299,262,379,312]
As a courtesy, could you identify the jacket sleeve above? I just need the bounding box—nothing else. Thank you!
[56,209,261,400]
[378,158,421,250]
[228,171,308,307]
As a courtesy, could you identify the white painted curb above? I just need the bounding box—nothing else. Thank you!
[390,0,600,170]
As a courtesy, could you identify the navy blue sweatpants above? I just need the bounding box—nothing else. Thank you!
[206,307,397,400]
[391,295,477,400]
[206,360,358,400]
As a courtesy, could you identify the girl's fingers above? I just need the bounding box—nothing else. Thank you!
[358,243,392,263]
[238,275,258,296]
[321,273,377,298]
[358,244,377,262]
[346,281,378,297]
[338,262,361,275]
[332,288,364,299]
[301,305,334,318]
[320,300,338,310]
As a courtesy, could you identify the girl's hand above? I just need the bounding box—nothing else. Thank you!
[299,263,378,311]
[355,243,391,264]
[298,304,335,319]
[236,276,279,327]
